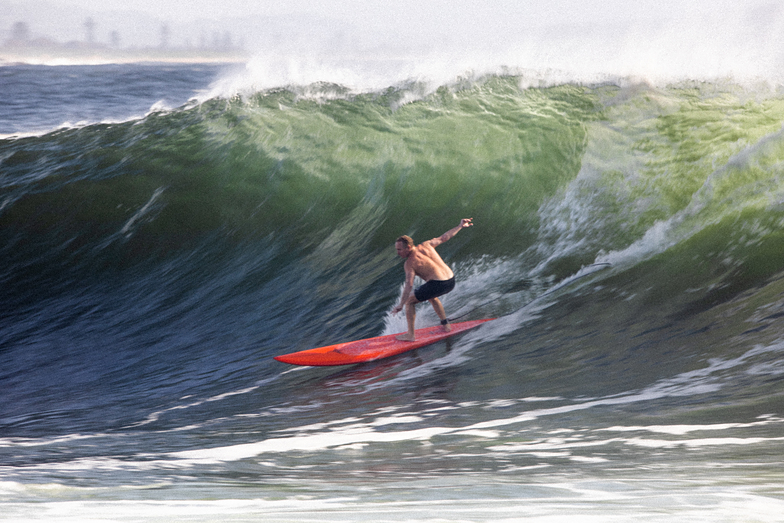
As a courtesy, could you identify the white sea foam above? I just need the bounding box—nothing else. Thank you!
[201,1,784,101]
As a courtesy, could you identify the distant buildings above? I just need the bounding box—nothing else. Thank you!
[1,19,247,64]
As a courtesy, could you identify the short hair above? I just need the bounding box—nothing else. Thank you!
[396,235,414,248]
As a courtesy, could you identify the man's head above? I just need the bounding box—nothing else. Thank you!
[395,235,414,258]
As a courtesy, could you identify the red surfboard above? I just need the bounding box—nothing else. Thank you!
[274,319,493,366]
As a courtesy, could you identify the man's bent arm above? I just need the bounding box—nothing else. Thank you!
[393,265,416,312]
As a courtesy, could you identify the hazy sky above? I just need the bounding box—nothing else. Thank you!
[3,0,783,85]
[10,0,780,39]
[44,0,779,25]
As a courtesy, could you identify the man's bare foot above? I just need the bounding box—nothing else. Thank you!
[396,333,416,341]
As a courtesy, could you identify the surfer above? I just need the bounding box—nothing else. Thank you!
[391,218,473,341]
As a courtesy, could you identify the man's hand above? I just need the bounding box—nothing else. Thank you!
[460,218,473,229]
[392,304,403,315]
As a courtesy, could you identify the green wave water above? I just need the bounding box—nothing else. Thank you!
[4,77,784,290]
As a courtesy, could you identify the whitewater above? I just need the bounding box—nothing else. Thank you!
[2,4,784,521]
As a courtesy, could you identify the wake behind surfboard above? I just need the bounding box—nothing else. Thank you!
[274,319,493,366]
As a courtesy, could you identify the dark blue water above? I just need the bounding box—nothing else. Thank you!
[0,63,232,135]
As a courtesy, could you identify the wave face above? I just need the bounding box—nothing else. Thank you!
[2,69,784,520]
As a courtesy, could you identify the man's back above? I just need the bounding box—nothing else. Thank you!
[406,240,454,282]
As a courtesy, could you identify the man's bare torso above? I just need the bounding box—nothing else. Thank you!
[405,241,454,282]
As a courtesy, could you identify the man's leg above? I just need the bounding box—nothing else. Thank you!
[396,296,418,341]
[429,297,451,332]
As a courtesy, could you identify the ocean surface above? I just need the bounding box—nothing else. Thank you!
[1,61,784,522]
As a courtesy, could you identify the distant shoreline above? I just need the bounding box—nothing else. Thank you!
[0,46,249,66]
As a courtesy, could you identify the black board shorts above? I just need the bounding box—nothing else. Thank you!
[414,277,456,302]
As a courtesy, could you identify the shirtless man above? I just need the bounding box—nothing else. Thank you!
[391,218,473,341]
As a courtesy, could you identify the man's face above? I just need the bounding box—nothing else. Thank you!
[395,241,410,259]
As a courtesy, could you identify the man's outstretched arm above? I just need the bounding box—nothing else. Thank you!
[429,218,473,247]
